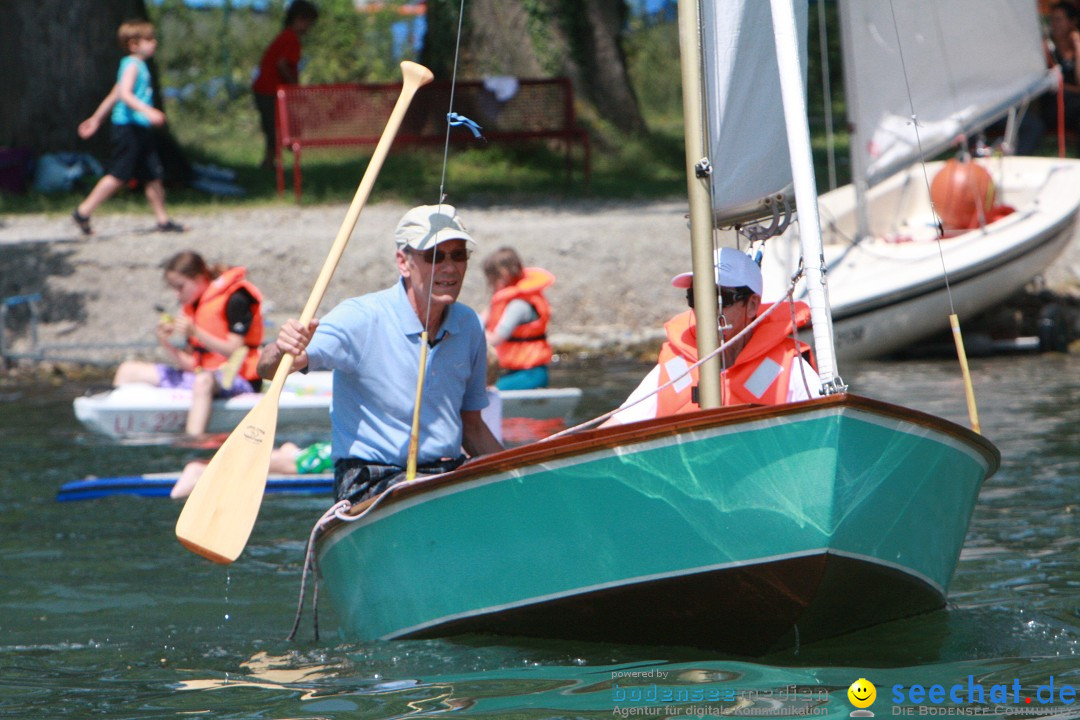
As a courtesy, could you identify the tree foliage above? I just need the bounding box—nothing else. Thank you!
[3,0,649,159]
[0,0,148,152]
[422,0,645,134]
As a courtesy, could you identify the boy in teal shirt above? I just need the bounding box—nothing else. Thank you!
[73,19,183,236]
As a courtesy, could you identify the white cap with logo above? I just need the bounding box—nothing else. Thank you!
[394,204,477,252]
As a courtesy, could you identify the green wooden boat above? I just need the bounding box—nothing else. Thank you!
[315,395,998,653]
[307,0,1007,653]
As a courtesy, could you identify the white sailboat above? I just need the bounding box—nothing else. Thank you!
[758,0,1080,360]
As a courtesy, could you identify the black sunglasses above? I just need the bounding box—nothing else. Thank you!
[410,247,471,264]
[719,288,751,306]
[686,286,751,309]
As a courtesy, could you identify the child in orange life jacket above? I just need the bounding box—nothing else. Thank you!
[605,247,821,426]
[481,247,555,390]
[112,250,264,436]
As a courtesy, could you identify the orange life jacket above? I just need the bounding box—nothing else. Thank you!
[486,267,554,371]
[183,266,264,381]
[655,302,815,417]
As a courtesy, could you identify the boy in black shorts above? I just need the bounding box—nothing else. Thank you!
[73,19,183,236]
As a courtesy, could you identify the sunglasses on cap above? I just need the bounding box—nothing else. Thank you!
[409,246,472,264]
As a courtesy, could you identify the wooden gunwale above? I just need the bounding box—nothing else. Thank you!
[327,392,1000,527]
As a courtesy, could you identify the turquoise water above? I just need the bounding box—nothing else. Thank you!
[1,354,1077,718]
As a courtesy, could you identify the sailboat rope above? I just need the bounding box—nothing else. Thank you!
[423,0,469,333]
[885,0,958,317]
[408,0,470,481]
[416,0,469,333]
[287,469,453,640]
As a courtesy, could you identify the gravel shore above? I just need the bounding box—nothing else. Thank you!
[0,199,696,369]
[1,197,1078,372]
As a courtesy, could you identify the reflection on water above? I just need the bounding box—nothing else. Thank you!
[0,352,1076,718]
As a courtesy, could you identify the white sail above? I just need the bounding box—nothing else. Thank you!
[841,0,1055,189]
[701,0,808,225]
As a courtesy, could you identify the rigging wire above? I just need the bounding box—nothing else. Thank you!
[426,0,469,329]
[886,0,981,433]
[886,0,957,317]
[408,0,470,482]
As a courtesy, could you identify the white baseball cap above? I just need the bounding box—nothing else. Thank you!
[394,204,477,252]
[671,247,762,295]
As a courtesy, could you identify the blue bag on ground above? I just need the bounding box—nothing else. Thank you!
[33,153,104,194]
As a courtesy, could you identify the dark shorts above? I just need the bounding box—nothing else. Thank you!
[333,456,465,503]
[253,93,277,153]
[109,124,164,183]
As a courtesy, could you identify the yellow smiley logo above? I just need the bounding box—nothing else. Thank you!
[848,678,877,708]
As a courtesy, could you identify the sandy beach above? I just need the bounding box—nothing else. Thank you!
[1,197,1078,371]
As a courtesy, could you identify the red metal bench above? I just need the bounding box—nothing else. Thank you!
[274,77,591,202]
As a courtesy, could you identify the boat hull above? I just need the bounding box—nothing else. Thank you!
[315,394,998,654]
[761,156,1080,360]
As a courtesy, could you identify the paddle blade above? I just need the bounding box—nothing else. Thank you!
[175,390,281,563]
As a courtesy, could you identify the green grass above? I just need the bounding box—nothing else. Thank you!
[3,98,859,217]
[0,100,691,216]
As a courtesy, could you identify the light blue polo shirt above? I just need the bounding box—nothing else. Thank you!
[304,279,489,466]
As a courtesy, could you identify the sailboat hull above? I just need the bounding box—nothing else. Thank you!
[762,156,1080,360]
[315,394,998,654]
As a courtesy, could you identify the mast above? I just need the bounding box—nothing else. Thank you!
[677,0,721,409]
[768,0,840,388]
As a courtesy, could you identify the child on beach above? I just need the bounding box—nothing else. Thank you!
[252,0,320,169]
[73,19,184,236]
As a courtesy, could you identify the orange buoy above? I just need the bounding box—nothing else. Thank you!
[930,158,996,231]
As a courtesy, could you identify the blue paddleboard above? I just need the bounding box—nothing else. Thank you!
[56,473,333,502]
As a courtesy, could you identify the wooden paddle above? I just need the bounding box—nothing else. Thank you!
[175,61,435,564]
[219,346,247,389]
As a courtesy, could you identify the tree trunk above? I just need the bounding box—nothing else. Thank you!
[422,0,645,134]
[0,0,152,156]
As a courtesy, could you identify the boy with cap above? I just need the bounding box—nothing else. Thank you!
[257,204,503,502]
[607,247,820,425]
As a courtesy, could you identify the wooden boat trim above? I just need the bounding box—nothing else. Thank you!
[331,392,1000,525]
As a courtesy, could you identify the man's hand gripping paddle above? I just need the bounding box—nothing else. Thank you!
[175,61,435,563]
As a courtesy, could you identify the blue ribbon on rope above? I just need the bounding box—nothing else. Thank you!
[447,112,484,139]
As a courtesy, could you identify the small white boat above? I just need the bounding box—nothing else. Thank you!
[73,373,334,438]
[73,372,582,439]
[499,386,582,421]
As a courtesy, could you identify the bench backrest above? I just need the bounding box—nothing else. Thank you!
[276,77,580,148]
